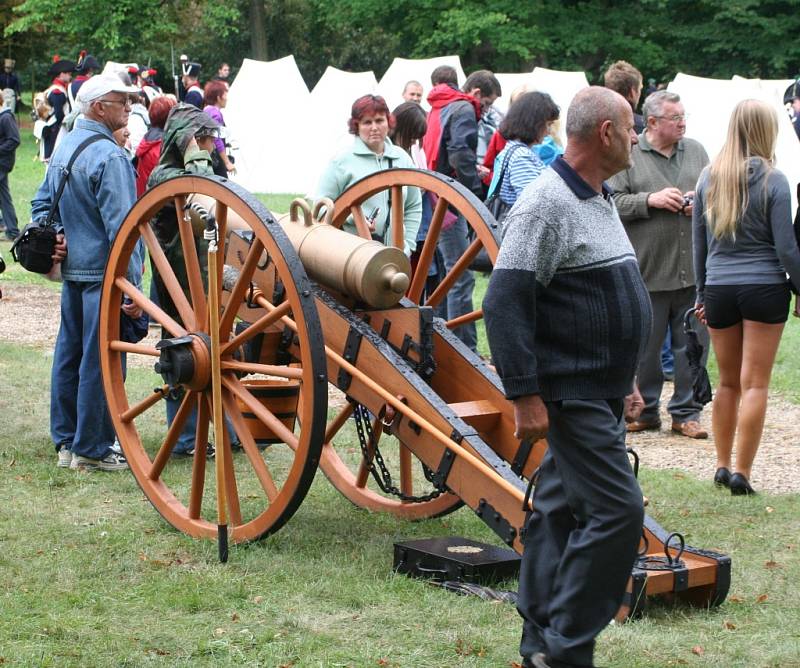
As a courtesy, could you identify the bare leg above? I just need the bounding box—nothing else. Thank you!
[708,323,742,471]
[734,320,785,479]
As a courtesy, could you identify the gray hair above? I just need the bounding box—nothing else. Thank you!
[566,86,626,142]
[642,90,680,121]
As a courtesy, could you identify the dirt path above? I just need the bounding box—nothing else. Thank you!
[3,283,798,495]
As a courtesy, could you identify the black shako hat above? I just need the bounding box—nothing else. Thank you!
[182,61,201,78]
[75,51,100,74]
[48,56,76,77]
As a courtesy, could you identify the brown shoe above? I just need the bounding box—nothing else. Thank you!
[671,420,708,439]
[626,419,661,433]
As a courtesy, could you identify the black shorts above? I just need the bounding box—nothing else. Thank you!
[704,283,791,329]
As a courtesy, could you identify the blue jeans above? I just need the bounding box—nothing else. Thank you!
[166,389,238,453]
[437,215,477,351]
[50,281,116,459]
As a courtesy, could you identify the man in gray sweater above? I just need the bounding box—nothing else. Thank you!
[485,87,651,668]
[609,90,710,439]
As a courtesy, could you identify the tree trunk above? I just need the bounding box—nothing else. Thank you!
[250,0,268,60]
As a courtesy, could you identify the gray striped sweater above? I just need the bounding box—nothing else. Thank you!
[483,158,653,401]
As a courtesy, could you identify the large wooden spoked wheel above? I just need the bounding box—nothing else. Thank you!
[317,168,497,519]
[99,175,327,543]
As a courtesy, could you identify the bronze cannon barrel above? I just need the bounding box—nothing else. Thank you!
[186,194,410,309]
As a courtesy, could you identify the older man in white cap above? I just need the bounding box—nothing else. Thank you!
[30,75,144,472]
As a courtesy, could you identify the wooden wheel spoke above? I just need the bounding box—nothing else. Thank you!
[175,196,208,329]
[425,237,482,308]
[138,222,196,329]
[222,392,279,502]
[115,277,186,338]
[188,395,209,519]
[407,196,448,303]
[220,300,292,355]
[218,237,265,340]
[350,204,372,238]
[120,385,169,423]
[109,341,159,357]
[390,185,404,250]
[446,308,483,329]
[220,360,303,379]
[324,402,355,443]
[149,390,195,480]
[210,393,242,526]
[222,376,299,450]
[355,414,382,488]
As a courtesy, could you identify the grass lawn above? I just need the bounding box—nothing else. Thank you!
[1,123,799,667]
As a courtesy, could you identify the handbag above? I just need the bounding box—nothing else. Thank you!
[11,134,109,274]
[470,144,526,272]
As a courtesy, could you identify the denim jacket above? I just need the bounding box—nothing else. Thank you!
[30,118,142,285]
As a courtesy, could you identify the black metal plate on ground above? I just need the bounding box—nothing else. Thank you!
[394,537,520,584]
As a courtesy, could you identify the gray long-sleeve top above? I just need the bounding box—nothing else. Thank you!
[692,159,800,304]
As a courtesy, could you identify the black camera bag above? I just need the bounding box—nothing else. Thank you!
[11,134,109,274]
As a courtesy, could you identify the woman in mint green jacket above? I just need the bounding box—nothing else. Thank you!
[316,94,421,255]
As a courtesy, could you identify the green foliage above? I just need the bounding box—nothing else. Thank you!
[5,0,800,89]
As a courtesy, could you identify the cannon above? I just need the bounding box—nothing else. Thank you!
[98,169,730,618]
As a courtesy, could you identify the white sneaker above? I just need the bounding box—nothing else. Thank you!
[57,448,73,468]
[110,439,123,456]
[70,451,129,472]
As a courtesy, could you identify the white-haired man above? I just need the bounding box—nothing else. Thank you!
[31,75,144,471]
[609,90,710,440]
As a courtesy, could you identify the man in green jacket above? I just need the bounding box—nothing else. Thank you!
[609,90,710,439]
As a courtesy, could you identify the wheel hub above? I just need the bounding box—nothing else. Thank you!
[154,333,212,390]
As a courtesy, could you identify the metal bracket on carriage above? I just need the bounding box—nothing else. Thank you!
[336,325,364,391]
[475,498,518,547]
[353,303,435,378]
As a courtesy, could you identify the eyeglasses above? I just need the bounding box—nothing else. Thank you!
[98,98,132,109]
[655,114,687,122]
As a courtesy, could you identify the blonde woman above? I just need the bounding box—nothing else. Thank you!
[693,99,800,495]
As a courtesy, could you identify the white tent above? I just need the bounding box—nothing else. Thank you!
[226,56,311,194]
[377,56,465,111]
[493,72,536,114]
[527,68,590,145]
[308,66,380,194]
[668,73,800,209]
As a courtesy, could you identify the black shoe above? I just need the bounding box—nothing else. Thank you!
[730,472,756,496]
[713,467,731,488]
[530,653,597,668]
[173,442,215,459]
[4,232,18,241]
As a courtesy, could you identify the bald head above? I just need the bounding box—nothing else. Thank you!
[566,86,630,143]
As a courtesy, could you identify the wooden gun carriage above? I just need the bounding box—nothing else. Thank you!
[98,170,730,619]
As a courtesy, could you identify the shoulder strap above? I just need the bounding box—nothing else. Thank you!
[45,133,112,227]
[489,143,526,200]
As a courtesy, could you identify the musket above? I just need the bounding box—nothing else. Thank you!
[171,44,180,99]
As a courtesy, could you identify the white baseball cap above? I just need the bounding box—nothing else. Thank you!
[76,75,140,103]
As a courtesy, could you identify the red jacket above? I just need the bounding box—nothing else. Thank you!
[481,130,507,186]
[422,84,481,171]
[135,136,163,197]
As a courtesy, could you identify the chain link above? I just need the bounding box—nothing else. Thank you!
[351,402,445,503]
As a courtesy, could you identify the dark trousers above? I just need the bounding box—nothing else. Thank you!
[639,287,707,424]
[518,398,644,666]
[0,170,18,237]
